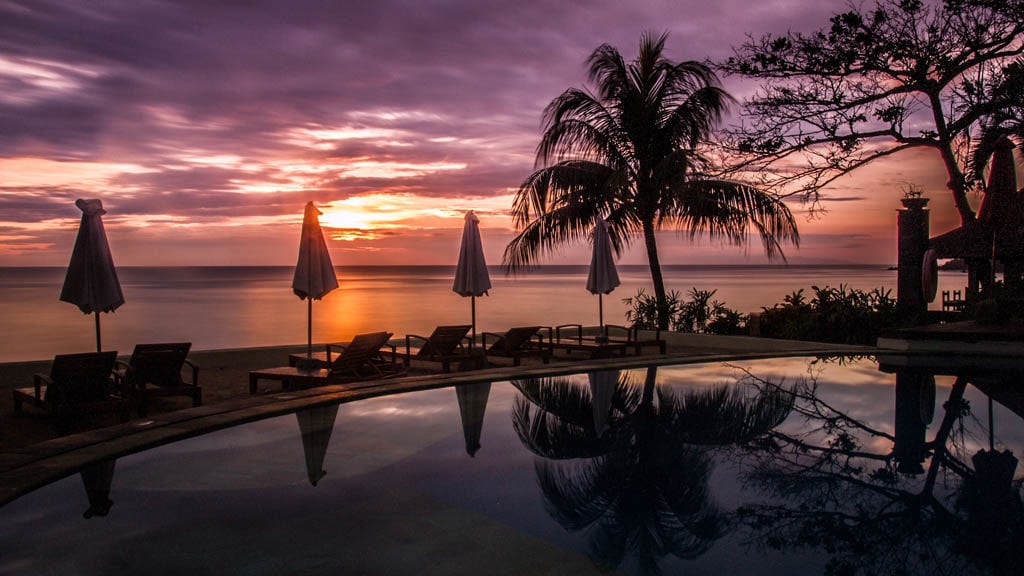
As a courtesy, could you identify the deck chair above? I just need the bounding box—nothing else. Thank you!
[249,331,403,394]
[13,351,127,430]
[325,331,402,380]
[403,325,474,372]
[481,326,551,366]
[117,342,201,417]
[605,324,667,355]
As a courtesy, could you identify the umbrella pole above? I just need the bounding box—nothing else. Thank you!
[307,298,313,359]
[94,312,101,352]
[471,295,476,351]
[599,293,604,337]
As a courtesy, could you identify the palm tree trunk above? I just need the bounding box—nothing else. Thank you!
[641,218,669,330]
[641,366,658,407]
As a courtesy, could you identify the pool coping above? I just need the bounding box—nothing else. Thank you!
[0,345,871,507]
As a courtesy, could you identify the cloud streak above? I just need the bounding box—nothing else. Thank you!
[1,0,929,266]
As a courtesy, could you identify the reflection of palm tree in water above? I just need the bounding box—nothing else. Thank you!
[513,366,793,574]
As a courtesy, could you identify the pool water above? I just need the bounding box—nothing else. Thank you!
[2,356,1022,575]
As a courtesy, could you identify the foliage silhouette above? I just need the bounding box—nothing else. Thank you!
[505,32,798,329]
[512,367,793,573]
[720,0,1024,226]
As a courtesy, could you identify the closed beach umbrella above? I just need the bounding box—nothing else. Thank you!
[455,381,491,457]
[295,405,339,486]
[586,220,620,336]
[453,210,491,347]
[981,138,1023,267]
[60,198,124,352]
[292,202,339,360]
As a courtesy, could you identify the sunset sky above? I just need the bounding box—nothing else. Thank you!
[0,0,981,268]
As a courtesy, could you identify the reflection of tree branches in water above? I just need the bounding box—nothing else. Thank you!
[730,364,1024,576]
[512,366,793,575]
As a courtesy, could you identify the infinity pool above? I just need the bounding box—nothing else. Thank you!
[2,356,1022,575]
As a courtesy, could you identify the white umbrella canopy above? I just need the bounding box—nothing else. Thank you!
[586,220,620,336]
[452,210,491,346]
[60,198,124,352]
[292,202,339,361]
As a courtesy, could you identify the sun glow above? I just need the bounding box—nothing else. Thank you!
[315,192,514,241]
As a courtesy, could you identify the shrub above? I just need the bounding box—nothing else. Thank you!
[622,288,684,331]
[758,285,898,344]
[624,287,748,335]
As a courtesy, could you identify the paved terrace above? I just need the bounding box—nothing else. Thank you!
[0,333,871,506]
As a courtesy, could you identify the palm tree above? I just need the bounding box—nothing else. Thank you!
[504,32,799,329]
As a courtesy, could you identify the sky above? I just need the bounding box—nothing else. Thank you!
[0,0,978,267]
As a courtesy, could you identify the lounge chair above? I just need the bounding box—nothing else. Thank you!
[250,331,403,394]
[481,326,551,366]
[402,324,478,372]
[604,324,667,355]
[12,351,128,430]
[548,324,630,358]
[116,342,200,417]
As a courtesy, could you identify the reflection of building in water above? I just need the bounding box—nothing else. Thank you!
[879,354,1024,574]
[80,459,116,519]
[893,371,935,475]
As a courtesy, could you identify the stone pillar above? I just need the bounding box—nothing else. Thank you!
[897,197,930,326]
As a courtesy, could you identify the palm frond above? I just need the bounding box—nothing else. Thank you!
[657,383,795,445]
[512,397,618,459]
[665,179,800,261]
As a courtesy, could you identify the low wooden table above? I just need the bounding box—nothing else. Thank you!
[249,366,329,394]
[549,338,629,359]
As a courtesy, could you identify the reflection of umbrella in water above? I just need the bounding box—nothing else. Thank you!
[80,458,116,518]
[453,211,491,348]
[292,202,339,364]
[588,369,619,437]
[60,199,124,352]
[295,404,339,486]
[587,220,620,339]
[456,382,491,457]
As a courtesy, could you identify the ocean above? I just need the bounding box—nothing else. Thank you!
[0,265,966,363]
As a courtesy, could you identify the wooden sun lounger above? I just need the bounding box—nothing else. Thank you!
[251,331,402,394]
[482,326,552,366]
[604,324,667,355]
[13,351,128,431]
[115,342,200,417]
[402,324,483,372]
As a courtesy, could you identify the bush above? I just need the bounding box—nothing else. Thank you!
[624,284,898,343]
[758,285,898,345]
[622,288,684,331]
[623,287,748,335]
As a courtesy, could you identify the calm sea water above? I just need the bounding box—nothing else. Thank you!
[0,265,967,362]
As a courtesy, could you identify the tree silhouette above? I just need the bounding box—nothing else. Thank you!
[506,32,798,329]
[732,364,1024,576]
[719,0,1024,225]
[512,366,793,574]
